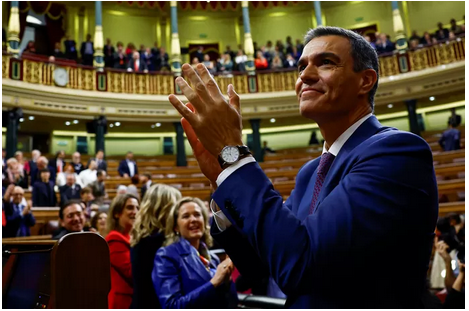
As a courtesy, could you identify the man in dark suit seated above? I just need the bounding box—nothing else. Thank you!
[80,33,94,66]
[87,150,107,171]
[32,168,57,207]
[140,173,152,199]
[3,185,36,237]
[88,170,107,206]
[127,51,148,73]
[118,152,138,178]
[168,26,438,308]
[52,199,88,240]
[59,174,82,205]
[439,120,461,151]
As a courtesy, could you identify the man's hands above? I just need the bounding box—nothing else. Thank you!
[436,241,451,263]
[168,63,243,159]
[22,200,32,216]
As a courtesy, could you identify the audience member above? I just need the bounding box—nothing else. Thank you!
[104,38,115,68]
[142,47,154,71]
[421,32,433,45]
[79,160,98,187]
[439,120,461,151]
[31,156,51,186]
[49,150,66,174]
[118,152,138,178]
[64,34,78,61]
[364,35,376,49]
[71,151,84,174]
[450,18,464,35]
[254,51,269,70]
[80,186,97,220]
[81,33,94,66]
[32,168,57,207]
[376,33,395,53]
[125,42,135,57]
[271,55,284,69]
[234,50,247,72]
[285,36,294,55]
[296,39,304,55]
[23,40,36,54]
[127,176,140,200]
[153,197,238,308]
[409,30,420,42]
[59,173,82,204]
[106,194,140,309]
[195,46,204,62]
[139,173,152,199]
[90,211,108,237]
[155,47,170,71]
[130,184,182,309]
[448,107,462,127]
[56,164,83,187]
[224,45,236,62]
[89,169,107,206]
[88,150,107,171]
[202,54,215,74]
[3,185,35,237]
[218,54,233,73]
[52,199,88,239]
[14,151,29,175]
[127,51,149,73]
[284,54,297,68]
[29,149,41,177]
[114,42,128,70]
[117,185,128,195]
[6,158,27,188]
[191,57,200,69]
[262,141,276,155]
[151,41,160,57]
[435,22,450,40]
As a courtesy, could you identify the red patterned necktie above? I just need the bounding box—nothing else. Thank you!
[309,152,336,214]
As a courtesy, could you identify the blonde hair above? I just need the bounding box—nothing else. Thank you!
[164,197,212,248]
[130,184,182,247]
[106,193,139,234]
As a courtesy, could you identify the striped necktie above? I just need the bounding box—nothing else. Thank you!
[309,152,335,214]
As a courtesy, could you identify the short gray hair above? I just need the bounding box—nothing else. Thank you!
[304,26,379,110]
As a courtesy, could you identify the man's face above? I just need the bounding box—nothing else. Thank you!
[81,192,93,203]
[66,175,75,186]
[62,204,85,232]
[96,151,103,159]
[72,153,80,163]
[295,36,364,120]
[98,172,106,182]
[127,153,133,161]
[41,171,50,182]
[58,151,65,159]
[12,188,24,204]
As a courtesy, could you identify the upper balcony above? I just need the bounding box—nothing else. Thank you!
[2,37,465,121]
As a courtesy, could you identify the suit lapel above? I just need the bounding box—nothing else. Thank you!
[313,116,386,213]
[177,238,210,282]
[297,158,320,220]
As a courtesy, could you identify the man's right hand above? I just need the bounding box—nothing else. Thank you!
[22,202,31,216]
[210,258,234,287]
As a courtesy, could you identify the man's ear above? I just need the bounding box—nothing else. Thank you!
[358,69,378,96]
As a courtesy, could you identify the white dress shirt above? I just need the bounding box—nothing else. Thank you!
[211,113,373,231]
[127,160,135,177]
[79,169,97,187]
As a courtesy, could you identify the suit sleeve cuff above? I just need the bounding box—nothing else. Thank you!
[216,156,256,187]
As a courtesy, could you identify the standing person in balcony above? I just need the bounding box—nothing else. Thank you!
[64,34,78,61]
[106,194,140,309]
[167,26,438,308]
[53,42,65,58]
[234,49,247,72]
[435,22,450,40]
[80,34,94,66]
[142,47,154,71]
[113,42,127,70]
[104,38,115,68]
[254,51,269,70]
[127,51,148,73]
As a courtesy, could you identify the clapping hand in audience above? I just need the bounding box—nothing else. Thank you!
[210,258,234,287]
[22,200,32,216]
[436,240,451,262]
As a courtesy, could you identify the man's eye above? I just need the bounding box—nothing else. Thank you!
[298,65,306,73]
[322,59,334,65]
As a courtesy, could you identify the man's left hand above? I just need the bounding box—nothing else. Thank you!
[168,63,243,158]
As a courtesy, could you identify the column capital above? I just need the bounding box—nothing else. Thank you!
[170,1,177,7]
[242,1,249,8]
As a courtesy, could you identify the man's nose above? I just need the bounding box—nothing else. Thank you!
[300,64,320,85]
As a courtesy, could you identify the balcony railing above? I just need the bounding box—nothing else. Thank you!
[2,37,464,95]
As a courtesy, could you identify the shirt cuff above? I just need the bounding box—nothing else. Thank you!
[210,200,232,231]
[216,156,256,187]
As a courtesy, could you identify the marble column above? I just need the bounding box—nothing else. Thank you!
[391,1,408,51]
[6,108,22,158]
[7,1,20,57]
[314,1,322,26]
[241,1,255,74]
[405,100,421,136]
[94,1,104,70]
[95,116,106,154]
[170,1,182,75]
[250,119,262,162]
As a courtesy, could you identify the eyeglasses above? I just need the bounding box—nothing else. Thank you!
[66,211,83,219]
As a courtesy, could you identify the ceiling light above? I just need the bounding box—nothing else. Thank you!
[115,122,121,127]
[73,120,79,124]
[110,124,114,128]
[270,118,276,123]
[19,118,24,122]
[387,104,393,108]
[429,96,435,101]
[65,121,71,126]
[29,116,35,120]
[151,125,155,128]
[156,123,161,127]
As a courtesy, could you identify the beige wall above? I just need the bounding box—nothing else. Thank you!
[406,1,465,34]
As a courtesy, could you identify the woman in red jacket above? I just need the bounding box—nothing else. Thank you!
[105,193,140,309]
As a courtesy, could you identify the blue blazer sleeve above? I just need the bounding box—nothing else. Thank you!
[24,212,36,227]
[213,132,438,296]
[152,247,218,309]
[117,160,126,177]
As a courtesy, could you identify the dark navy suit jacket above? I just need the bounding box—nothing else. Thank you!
[152,238,238,309]
[211,116,438,308]
[439,128,461,151]
[32,181,57,207]
[3,201,36,237]
[118,160,138,177]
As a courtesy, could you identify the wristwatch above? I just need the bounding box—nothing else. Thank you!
[218,145,251,168]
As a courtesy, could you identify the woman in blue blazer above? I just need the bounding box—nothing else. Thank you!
[152,197,238,309]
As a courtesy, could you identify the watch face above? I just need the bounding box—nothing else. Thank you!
[221,146,240,164]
